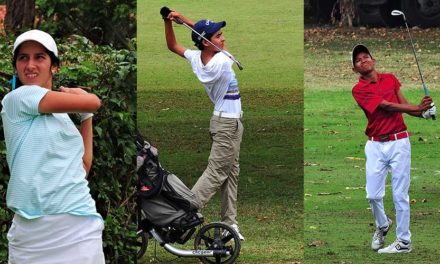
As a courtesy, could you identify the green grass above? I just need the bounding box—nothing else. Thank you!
[137,0,304,263]
[305,27,440,264]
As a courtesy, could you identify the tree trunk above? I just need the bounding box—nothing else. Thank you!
[5,0,35,34]
[331,0,355,27]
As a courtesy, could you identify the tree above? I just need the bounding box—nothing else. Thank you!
[331,0,355,27]
[5,0,35,34]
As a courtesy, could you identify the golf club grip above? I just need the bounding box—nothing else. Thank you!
[160,6,184,24]
[160,6,172,18]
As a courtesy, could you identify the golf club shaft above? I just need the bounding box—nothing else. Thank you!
[402,19,428,96]
[161,6,243,70]
[176,18,243,70]
[399,14,435,119]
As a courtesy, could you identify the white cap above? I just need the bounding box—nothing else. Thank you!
[13,29,58,58]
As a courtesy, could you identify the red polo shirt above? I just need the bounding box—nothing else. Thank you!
[352,73,407,137]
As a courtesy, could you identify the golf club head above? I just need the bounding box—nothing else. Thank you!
[391,10,406,20]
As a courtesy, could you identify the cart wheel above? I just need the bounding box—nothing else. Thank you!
[136,230,149,259]
[194,222,241,264]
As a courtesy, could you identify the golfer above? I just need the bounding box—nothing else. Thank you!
[351,44,435,253]
[1,30,104,263]
[163,10,245,240]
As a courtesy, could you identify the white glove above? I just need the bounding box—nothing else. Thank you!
[79,113,94,122]
[422,104,436,119]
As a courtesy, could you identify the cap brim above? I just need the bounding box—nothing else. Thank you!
[207,21,226,35]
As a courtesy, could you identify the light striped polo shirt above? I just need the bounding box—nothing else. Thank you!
[1,85,101,220]
[184,49,242,115]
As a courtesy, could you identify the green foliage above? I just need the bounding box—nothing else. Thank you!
[0,35,137,263]
[35,0,136,49]
[0,34,12,261]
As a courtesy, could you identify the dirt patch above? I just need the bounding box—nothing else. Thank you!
[305,26,440,45]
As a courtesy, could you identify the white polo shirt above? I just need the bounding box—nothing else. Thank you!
[184,50,242,115]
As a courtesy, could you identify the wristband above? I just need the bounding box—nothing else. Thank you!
[80,113,94,122]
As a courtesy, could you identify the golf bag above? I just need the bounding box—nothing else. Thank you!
[136,133,201,230]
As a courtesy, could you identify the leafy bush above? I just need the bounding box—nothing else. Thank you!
[0,34,137,263]
[35,0,136,49]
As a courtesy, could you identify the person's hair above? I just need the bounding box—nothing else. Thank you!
[12,45,60,69]
[195,33,214,51]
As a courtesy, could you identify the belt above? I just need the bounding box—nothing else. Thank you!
[368,131,410,142]
[213,111,243,119]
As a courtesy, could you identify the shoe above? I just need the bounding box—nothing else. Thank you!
[371,218,392,251]
[223,224,245,241]
[378,239,412,253]
[230,224,245,241]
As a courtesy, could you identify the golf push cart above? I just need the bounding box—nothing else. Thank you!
[135,134,241,264]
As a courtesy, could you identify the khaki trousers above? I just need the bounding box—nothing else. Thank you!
[192,115,243,225]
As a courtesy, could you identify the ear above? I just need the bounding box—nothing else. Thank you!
[51,65,59,74]
[202,39,210,48]
[352,67,358,74]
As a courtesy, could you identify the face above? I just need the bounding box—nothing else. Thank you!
[204,30,225,51]
[15,41,58,89]
[352,52,375,75]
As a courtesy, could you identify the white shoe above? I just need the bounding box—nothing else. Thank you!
[230,224,245,241]
[378,240,412,253]
[371,218,392,251]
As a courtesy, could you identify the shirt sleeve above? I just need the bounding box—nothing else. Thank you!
[184,49,198,62]
[352,84,383,114]
[2,85,49,122]
[391,74,401,93]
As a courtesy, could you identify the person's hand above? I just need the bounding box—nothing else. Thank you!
[422,103,436,119]
[418,96,433,112]
[60,86,95,122]
[167,11,183,24]
[59,86,88,95]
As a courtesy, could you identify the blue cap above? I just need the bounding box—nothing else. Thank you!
[192,19,226,46]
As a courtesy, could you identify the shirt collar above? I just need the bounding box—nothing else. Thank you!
[358,72,383,85]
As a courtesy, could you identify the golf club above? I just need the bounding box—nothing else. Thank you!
[160,6,243,71]
[391,10,435,119]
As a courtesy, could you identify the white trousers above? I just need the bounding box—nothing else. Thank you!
[8,214,105,264]
[365,138,411,243]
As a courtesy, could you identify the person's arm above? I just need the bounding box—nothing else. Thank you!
[378,91,432,116]
[164,11,193,57]
[396,91,424,117]
[80,117,93,176]
[38,86,101,177]
[38,87,101,113]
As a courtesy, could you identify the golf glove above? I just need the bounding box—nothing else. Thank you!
[422,104,436,119]
[79,113,94,122]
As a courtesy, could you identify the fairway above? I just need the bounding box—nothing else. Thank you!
[305,28,440,263]
[137,0,303,263]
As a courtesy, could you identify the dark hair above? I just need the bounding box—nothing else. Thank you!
[194,33,214,51]
[12,45,60,69]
